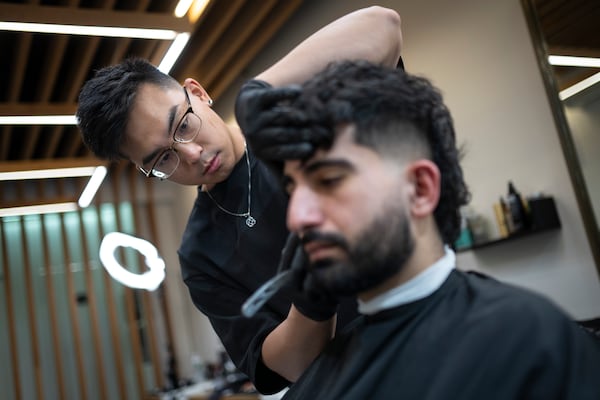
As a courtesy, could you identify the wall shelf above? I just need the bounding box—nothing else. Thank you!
[456,196,561,252]
[456,223,561,252]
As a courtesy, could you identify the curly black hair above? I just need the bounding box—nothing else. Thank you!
[293,60,471,245]
[76,58,180,161]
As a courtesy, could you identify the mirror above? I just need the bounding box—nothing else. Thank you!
[521,0,600,272]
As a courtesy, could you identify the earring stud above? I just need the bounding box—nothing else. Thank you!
[208,99,213,106]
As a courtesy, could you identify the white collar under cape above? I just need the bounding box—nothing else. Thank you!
[357,246,456,315]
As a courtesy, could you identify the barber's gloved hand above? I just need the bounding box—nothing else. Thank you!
[280,233,338,321]
[234,79,332,171]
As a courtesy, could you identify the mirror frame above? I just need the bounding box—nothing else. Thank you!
[521,0,600,273]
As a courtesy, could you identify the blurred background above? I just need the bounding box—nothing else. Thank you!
[1,0,599,399]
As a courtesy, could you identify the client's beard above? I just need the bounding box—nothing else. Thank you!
[303,206,414,297]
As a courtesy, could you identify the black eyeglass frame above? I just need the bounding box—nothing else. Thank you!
[137,87,201,179]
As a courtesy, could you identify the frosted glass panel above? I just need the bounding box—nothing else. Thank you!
[3,218,35,400]
[0,202,160,400]
[23,215,60,399]
[0,223,16,400]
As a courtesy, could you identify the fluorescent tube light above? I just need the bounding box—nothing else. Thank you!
[78,166,108,208]
[174,0,194,18]
[0,166,99,181]
[0,202,78,218]
[189,0,211,23]
[158,32,190,73]
[0,165,106,215]
[548,55,600,68]
[0,115,78,125]
[559,71,600,100]
[0,21,178,40]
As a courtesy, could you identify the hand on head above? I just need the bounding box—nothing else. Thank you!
[235,79,333,175]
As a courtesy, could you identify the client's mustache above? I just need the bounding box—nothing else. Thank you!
[301,230,349,252]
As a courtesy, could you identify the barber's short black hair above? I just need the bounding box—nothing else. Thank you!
[294,60,470,245]
[76,58,180,160]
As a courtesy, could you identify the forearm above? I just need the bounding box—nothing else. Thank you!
[256,6,402,86]
[261,305,336,382]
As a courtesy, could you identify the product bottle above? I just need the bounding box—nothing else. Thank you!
[499,196,514,234]
[493,201,509,238]
[507,181,529,232]
[454,207,473,249]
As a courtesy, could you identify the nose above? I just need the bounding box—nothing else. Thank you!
[174,141,202,164]
[287,186,324,234]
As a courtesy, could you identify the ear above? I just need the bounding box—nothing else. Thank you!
[183,78,212,105]
[406,159,441,218]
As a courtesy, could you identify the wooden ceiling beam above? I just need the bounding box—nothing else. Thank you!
[42,34,102,158]
[22,35,71,160]
[547,46,600,58]
[0,103,77,116]
[209,0,304,99]
[8,33,32,101]
[0,3,191,32]
[0,126,10,160]
[42,129,65,159]
[149,40,173,66]
[199,0,279,89]
[173,0,248,82]
[0,195,77,210]
[64,131,85,158]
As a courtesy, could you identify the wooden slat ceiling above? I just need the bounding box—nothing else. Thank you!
[0,0,596,209]
[0,0,303,208]
[533,0,600,91]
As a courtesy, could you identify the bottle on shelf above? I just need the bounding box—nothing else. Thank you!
[506,181,530,233]
[494,197,510,238]
[454,206,474,249]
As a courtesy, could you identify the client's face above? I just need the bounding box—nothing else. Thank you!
[284,125,415,297]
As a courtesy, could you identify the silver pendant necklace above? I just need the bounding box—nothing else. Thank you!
[206,145,256,227]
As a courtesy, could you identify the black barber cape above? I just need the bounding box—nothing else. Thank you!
[283,270,600,400]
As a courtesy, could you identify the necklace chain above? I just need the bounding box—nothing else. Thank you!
[206,145,256,227]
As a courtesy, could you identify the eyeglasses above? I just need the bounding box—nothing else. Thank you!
[138,87,202,179]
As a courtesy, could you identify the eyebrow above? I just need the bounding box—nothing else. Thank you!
[141,103,179,166]
[283,158,354,187]
[303,158,354,175]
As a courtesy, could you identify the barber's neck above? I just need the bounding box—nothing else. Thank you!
[202,125,246,192]
[230,124,247,162]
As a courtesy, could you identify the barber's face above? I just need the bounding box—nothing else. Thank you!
[284,125,415,297]
[121,80,239,186]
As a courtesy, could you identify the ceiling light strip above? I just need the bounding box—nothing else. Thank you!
[0,115,78,125]
[0,21,178,40]
[174,0,194,18]
[158,32,190,73]
[0,18,192,123]
[0,202,79,218]
[548,55,600,68]
[78,166,108,208]
[559,72,600,100]
[0,166,99,181]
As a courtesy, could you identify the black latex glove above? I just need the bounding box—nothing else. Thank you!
[241,233,338,321]
[234,79,332,171]
[283,234,339,321]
